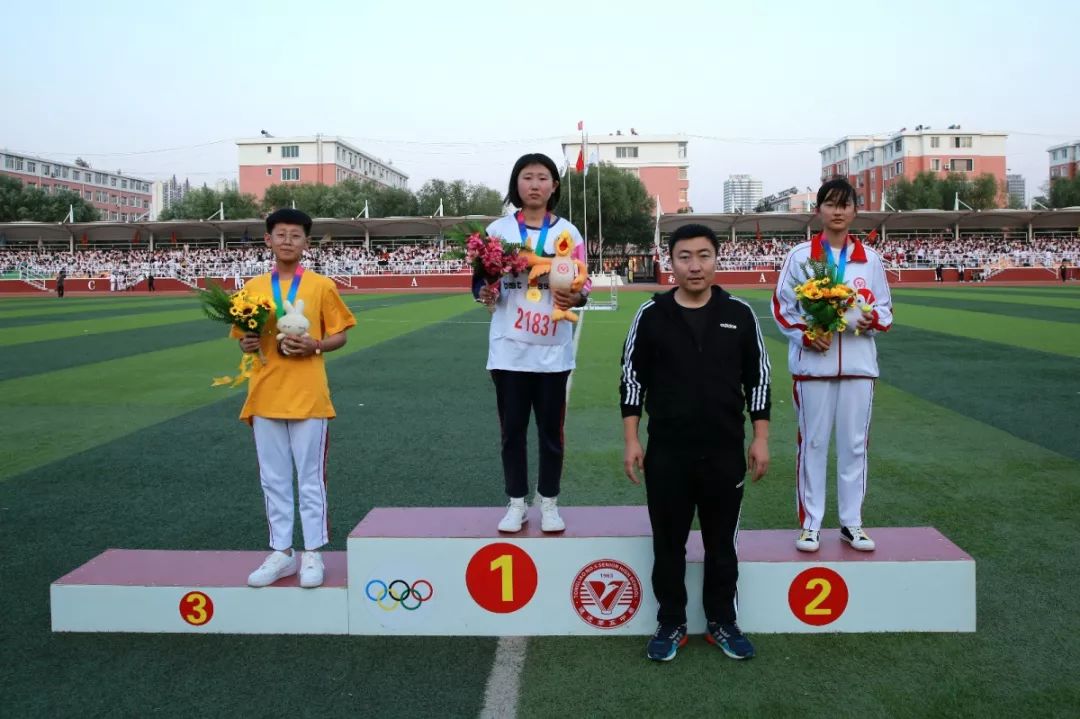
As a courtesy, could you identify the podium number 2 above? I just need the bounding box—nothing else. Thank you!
[804,577,832,616]
[787,567,848,626]
[490,554,514,602]
[466,543,538,613]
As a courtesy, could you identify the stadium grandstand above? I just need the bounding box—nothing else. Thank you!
[1,210,1078,290]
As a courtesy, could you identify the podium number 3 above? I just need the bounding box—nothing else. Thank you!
[466,543,538,613]
[490,554,514,602]
[787,567,848,626]
[179,591,215,626]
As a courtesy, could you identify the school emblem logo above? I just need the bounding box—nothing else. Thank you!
[571,559,642,629]
[853,277,867,289]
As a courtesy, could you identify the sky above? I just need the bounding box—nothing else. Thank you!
[1,0,1076,211]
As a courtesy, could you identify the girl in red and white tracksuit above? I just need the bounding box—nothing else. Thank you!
[773,199,893,551]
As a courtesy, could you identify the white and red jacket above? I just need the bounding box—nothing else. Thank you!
[772,234,893,379]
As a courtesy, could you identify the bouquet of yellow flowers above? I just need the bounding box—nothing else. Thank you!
[792,258,858,340]
[196,283,276,387]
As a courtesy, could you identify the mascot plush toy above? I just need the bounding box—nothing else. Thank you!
[275,299,310,355]
[522,230,589,323]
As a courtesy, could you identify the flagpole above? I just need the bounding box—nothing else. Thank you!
[582,131,588,256]
[567,162,573,225]
[596,157,603,273]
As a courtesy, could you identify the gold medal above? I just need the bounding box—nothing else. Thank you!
[526,287,542,303]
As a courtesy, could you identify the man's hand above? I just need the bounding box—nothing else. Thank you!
[623,438,644,485]
[747,437,769,482]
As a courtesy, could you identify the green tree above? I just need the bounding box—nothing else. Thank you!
[0,175,99,222]
[416,179,504,215]
[1048,175,1080,208]
[262,179,421,217]
[159,186,260,220]
[886,171,1002,210]
[963,173,1000,210]
[555,164,654,254]
[368,184,419,216]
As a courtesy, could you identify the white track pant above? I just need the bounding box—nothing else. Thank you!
[252,417,330,551]
[793,379,875,531]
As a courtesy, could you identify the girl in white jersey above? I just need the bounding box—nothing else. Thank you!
[476,153,591,533]
[772,178,893,553]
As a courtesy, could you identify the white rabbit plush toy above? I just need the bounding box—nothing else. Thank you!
[275,299,310,355]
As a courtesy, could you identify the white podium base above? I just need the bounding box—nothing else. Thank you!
[51,549,348,634]
[51,507,975,635]
[347,507,975,635]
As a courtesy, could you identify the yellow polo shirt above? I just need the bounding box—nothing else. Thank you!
[230,271,356,422]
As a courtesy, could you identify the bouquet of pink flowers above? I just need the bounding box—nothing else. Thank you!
[446,223,529,310]
[464,232,529,282]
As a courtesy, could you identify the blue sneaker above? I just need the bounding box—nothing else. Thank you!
[646,623,688,662]
[706,621,755,660]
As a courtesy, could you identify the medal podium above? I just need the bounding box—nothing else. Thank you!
[52,506,975,635]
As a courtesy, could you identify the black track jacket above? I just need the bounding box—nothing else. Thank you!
[620,286,771,446]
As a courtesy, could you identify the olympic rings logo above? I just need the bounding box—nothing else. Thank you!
[365,579,434,611]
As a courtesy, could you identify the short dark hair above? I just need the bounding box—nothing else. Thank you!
[668,223,719,254]
[817,177,857,209]
[265,208,313,236]
[506,153,562,211]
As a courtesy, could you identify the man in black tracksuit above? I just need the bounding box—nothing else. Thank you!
[621,223,771,662]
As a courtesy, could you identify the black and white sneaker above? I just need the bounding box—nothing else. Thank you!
[795,528,820,552]
[841,526,875,551]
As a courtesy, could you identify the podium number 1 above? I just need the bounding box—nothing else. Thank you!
[490,554,514,602]
[787,567,849,626]
[466,543,538,613]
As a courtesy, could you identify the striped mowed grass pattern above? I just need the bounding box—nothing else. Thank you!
[1,286,1078,718]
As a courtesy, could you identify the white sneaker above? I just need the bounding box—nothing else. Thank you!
[299,551,325,588]
[537,495,566,533]
[795,529,820,552]
[841,526,876,551]
[247,550,297,587]
[497,498,528,532]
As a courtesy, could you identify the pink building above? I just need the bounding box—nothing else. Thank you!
[823,128,1008,209]
[562,133,689,213]
[237,135,409,201]
[0,150,152,221]
[1048,141,1079,180]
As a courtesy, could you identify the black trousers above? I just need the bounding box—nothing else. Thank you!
[644,440,746,625]
[491,369,570,499]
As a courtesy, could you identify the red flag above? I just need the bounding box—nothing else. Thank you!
[80,233,88,246]
[170,231,177,245]
[755,221,762,242]
[575,148,585,173]
[133,230,140,244]
[577,120,584,131]
[867,229,879,243]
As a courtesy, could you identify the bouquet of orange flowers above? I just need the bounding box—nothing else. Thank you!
[792,259,858,340]
[196,283,275,387]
